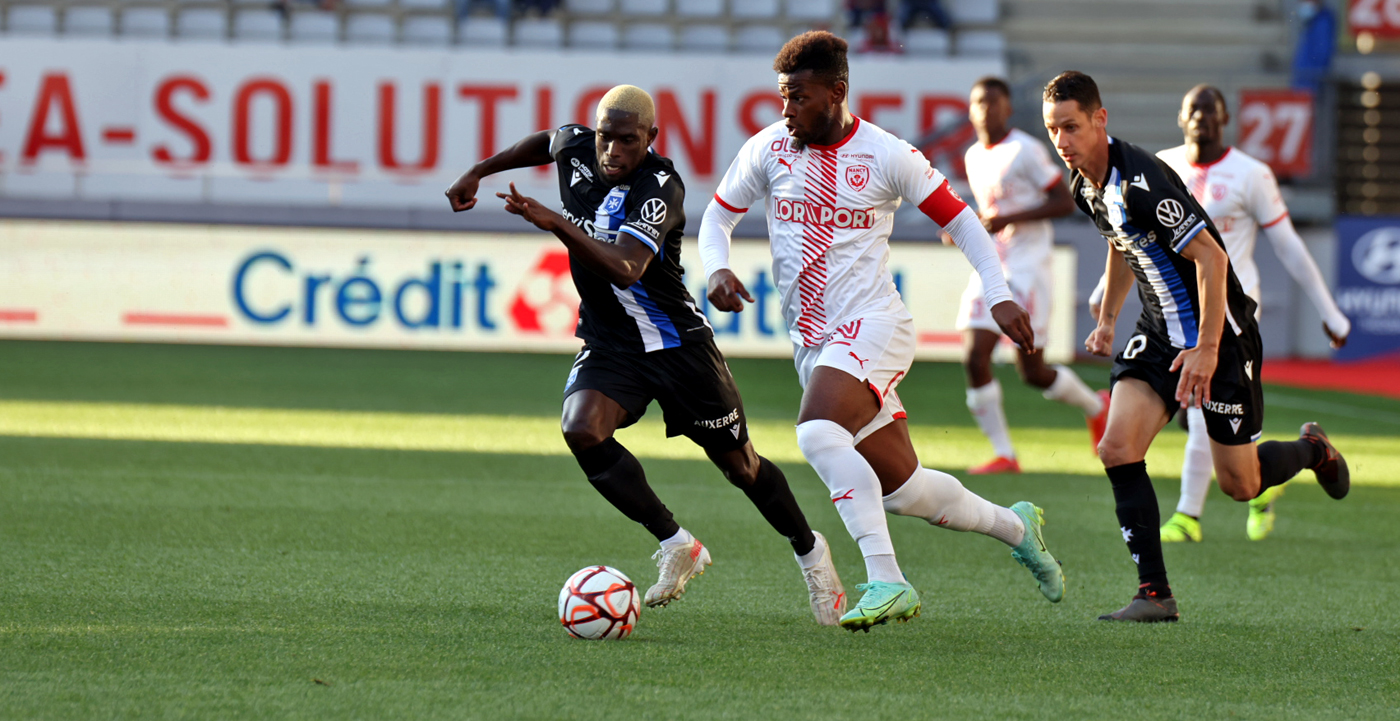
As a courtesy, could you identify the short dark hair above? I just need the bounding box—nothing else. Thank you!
[1187,83,1229,114]
[1043,71,1101,112]
[973,76,1011,99]
[774,31,849,87]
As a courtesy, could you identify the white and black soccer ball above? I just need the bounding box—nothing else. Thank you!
[558,565,640,640]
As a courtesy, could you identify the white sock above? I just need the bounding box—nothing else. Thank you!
[883,467,1025,547]
[967,380,1015,458]
[795,419,903,584]
[1042,364,1104,417]
[1177,406,1213,518]
[660,527,694,550]
[796,533,826,570]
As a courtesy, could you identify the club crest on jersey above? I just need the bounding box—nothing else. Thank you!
[602,190,625,214]
[1211,184,1227,200]
[845,164,870,191]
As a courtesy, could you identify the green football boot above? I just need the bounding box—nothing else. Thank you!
[838,581,921,632]
[1160,512,1202,543]
[1246,485,1286,541]
[1009,502,1064,603]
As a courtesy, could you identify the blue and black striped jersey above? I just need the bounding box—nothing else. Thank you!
[549,124,713,354]
[1073,137,1258,350]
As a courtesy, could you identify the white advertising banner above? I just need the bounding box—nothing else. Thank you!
[0,219,1075,362]
[0,39,996,218]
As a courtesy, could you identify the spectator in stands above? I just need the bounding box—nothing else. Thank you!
[899,0,949,30]
[846,0,887,30]
[856,13,901,54]
[456,0,511,22]
[1291,0,1335,98]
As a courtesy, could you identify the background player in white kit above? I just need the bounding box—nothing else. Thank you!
[1089,85,1351,543]
[954,76,1109,476]
[699,31,1065,632]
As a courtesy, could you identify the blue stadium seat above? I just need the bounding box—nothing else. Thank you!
[119,7,171,39]
[622,21,671,50]
[954,29,1003,57]
[619,0,666,15]
[232,8,281,41]
[733,24,783,53]
[289,10,338,43]
[785,0,834,21]
[675,0,721,18]
[456,15,506,46]
[948,0,998,25]
[569,19,618,49]
[345,13,395,44]
[6,5,58,35]
[513,17,562,47]
[732,0,779,19]
[902,27,948,56]
[565,0,614,14]
[176,8,228,41]
[63,6,116,36]
[402,15,452,45]
[678,23,726,52]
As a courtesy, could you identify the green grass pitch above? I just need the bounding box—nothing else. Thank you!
[0,340,1397,720]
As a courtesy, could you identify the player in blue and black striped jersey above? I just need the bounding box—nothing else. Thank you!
[445,85,848,625]
[1042,71,1351,623]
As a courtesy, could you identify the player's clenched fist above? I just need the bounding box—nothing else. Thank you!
[1084,325,1114,357]
[990,300,1035,352]
[445,172,481,212]
[706,269,755,313]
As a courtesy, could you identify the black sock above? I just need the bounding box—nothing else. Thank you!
[574,438,680,542]
[1105,461,1170,593]
[738,457,816,556]
[1257,439,1325,496]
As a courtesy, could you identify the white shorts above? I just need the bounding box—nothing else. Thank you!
[793,311,915,445]
[955,261,1052,349]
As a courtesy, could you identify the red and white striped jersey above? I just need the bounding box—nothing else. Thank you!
[713,118,965,347]
[1156,145,1291,300]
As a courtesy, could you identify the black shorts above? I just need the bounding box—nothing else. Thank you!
[1109,326,1263,446]
[563,341,750,453]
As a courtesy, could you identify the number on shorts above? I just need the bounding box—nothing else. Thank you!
[1123,334,1148,360]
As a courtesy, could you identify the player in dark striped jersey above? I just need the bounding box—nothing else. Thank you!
[1042,71,1350,623]
[445,85,847,625]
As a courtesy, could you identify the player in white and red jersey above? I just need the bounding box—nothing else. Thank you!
[698,32,1064,632]
[955,76,1108,476]
[1096,85,1349,543]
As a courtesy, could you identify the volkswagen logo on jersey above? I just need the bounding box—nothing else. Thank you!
[640,198,667,225]
[1351,226,1400,285]
[1156,199,1185,228]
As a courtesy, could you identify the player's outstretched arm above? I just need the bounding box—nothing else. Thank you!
[1170,233,1228,408]
[699,197,753,312]
[445,130,554,212]
[1261,217,1350,347]
[497,182,654,287]
[1085,249,1132,357]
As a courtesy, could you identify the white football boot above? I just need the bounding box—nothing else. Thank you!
[798,531,847,626]
[644,538,711,607]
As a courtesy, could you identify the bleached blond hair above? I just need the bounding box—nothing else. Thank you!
[597,85,656,128]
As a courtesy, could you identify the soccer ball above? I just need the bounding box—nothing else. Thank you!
[558,565,640,640]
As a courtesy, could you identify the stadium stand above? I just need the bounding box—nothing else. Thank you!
[0,0,1004,57]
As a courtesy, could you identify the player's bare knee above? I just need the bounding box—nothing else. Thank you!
[1217,472,1257,502]
[561,422,609,454]
[1097,438,1134,467]
[714,448,760,487]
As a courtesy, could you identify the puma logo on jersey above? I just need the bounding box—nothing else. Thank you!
[1130,174,1150,192]
[832,489,855,503]
[777,158,796,174]
[849,352,869,369]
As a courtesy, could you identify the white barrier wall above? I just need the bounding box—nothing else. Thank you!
[0,219,1076,362]
[0,40,997,219]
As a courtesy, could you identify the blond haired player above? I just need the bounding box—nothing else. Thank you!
[955,76,1108,475]
[699,32,1065,632]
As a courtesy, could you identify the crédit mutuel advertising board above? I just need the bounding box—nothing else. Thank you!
[0,220,1077,362]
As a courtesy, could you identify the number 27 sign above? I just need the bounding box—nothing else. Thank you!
[1237,89,1314,178]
